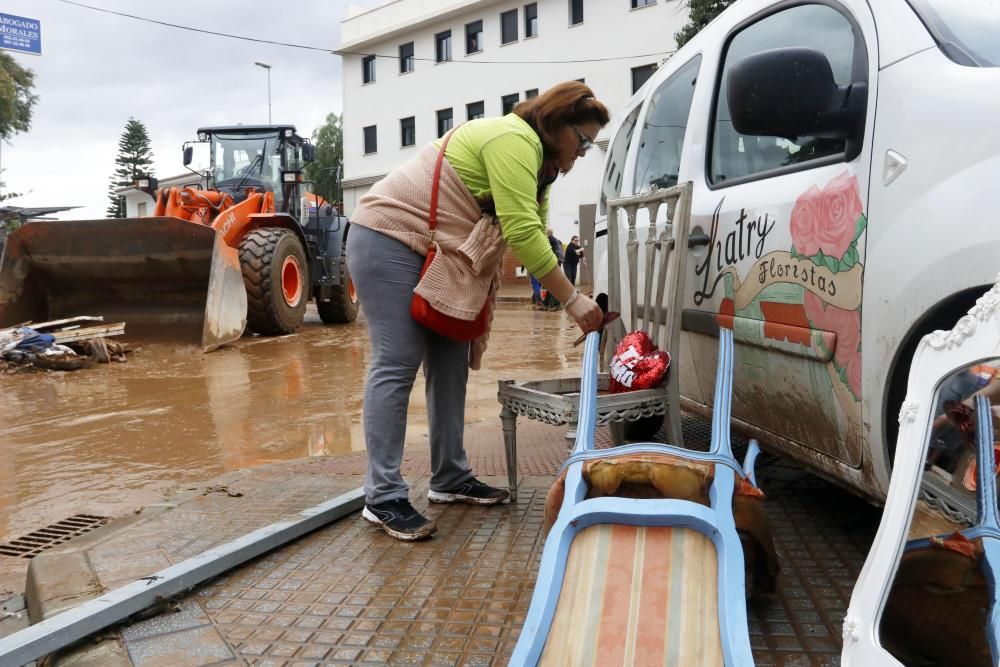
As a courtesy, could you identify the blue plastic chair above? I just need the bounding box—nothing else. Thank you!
[509,327,760,666]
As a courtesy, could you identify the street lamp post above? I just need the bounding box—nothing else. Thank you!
[254,61,272,124]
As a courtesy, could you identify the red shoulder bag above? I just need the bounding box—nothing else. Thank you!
[409,130,491,341]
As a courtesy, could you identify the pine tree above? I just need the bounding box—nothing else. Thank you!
[675,0,737,48]
[106,118,154,218]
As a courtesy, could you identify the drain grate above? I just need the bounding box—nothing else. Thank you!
[0,514,108,559]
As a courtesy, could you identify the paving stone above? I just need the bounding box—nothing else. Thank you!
[126,625,235,666]
[121,600,211,642]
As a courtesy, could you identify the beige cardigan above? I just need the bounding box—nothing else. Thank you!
[351,142,506,369]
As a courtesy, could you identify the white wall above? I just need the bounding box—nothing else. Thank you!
[340,0,688,242]
[122,191,154,218]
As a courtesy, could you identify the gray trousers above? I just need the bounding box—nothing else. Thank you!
[347,225,473,505]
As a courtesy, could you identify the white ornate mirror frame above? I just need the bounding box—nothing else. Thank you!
[842,275,1000,665]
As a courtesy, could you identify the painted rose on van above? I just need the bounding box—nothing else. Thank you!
[791,172,866,272]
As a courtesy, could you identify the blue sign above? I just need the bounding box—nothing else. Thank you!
[0,13,41,56]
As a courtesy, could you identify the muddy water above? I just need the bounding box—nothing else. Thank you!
[0,305,583,543]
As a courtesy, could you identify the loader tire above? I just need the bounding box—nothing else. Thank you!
[317,236,360,324]
[239,228,309,336]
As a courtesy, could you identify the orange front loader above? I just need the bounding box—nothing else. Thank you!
[0,125,357,349]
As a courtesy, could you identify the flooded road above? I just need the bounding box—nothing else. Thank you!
[0,305,582,544]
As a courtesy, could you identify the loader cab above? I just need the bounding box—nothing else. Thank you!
[197,125,313,222]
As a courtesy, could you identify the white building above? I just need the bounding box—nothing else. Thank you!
[337,0,688,283]
[116,173,204,218]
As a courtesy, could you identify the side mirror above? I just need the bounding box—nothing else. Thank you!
[727,47,866,144]
[302,143,316,163]
[183,145,194,166]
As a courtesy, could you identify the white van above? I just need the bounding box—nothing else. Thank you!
[592,0,1000,501]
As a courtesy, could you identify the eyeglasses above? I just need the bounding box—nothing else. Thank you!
[572,125,594,153]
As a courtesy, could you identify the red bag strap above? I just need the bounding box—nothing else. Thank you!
[429,128,457,235]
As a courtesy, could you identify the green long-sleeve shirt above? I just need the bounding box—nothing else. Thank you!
[435,114,557,278]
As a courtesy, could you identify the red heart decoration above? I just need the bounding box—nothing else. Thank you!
[609,331,671,393]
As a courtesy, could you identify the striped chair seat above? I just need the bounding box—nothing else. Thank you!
[540,524,724,666]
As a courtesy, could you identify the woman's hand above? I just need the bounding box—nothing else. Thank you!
[567,293,603,333]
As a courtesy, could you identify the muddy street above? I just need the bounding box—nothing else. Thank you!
[0,305,582,546]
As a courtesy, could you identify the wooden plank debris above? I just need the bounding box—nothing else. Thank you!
[30,316,105,332]
[50,323,125,343]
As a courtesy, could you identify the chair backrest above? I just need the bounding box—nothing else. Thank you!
[605,182,693,445]
[605,183,692,352]
[574,325,736,463]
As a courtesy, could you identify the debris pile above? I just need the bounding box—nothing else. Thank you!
[0,317,130,373]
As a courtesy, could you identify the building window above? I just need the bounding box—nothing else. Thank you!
[435,30,452,62]
[501,93,520,115]
[569,0,584,25]
[400,117,415,147]
[525,88,539,99]
[362,55,376,84]
[137,202,147,217]
[631,63,657,93]
[631,0,655,7]
[465,20,483,54]
[501,9,518,44]
[525,3,538,38]
[437,108,454,137]
[575,77,585,83]
[399,42,414,73]
[363,125,377,154]
[467,101,485,121]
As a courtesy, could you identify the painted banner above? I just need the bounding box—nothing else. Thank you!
[724,250,863,311]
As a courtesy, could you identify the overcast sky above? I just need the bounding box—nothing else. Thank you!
[1,0,384,219]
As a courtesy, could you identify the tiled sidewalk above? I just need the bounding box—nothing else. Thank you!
[25,416,879,666]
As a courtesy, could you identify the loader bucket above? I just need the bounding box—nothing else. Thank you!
[0,217,247,351]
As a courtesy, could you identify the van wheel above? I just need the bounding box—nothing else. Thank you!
[317,235,360,324]
[884,288,985,463]
[240,228,309,335]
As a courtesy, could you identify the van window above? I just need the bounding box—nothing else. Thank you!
[907,0,1000,67]
[599,105,641,215]
[633,56,701,193]
[711,4,864,184]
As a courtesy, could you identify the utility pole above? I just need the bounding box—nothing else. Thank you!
[254,61,272,124]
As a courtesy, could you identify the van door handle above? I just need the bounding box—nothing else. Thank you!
[688,234,710,248]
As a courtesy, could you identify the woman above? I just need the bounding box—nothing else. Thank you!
[347,81,609,541]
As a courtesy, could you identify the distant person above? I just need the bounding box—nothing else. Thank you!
[529,272,543,308]
[347,81,609,540]
[564,234,583,285]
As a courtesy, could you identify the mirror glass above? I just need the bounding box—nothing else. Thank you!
[879,358,1000,666]
[183,145,193,166]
